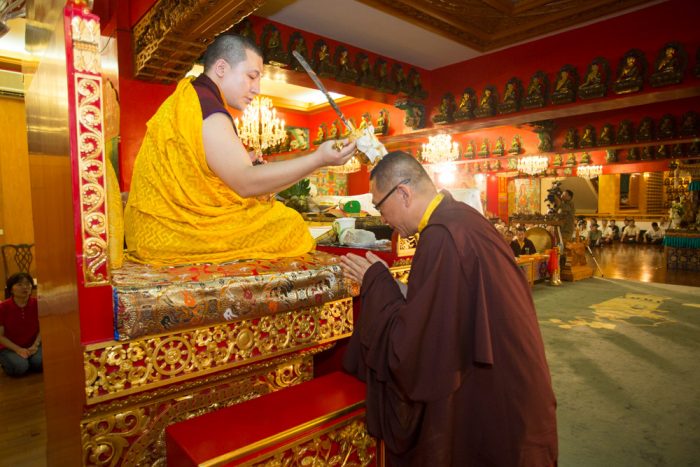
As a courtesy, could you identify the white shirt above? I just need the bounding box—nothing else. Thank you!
[647,227,665,240]
[622,225,639,237]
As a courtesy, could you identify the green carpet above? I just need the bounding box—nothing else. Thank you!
[533,277,700,467]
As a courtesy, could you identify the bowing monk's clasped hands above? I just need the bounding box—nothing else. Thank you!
[340,251,387,284]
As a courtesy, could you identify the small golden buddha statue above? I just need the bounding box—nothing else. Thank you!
[613,53,644,94]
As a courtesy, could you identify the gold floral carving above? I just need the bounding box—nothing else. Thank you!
[390,265,411,285]
[396,234,419,257]
[81,354,317,467]
[250,415,377,466]
[71,16,100,73]
[132,0,264,82]
[84,298,353,403]
[74,73,109,285]
[67,0,109,286]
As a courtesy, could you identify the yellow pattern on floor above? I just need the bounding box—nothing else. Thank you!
[549,293,673,329]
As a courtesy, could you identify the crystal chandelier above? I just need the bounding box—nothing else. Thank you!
[577,164,603,179]
[421,134,460,164]
[517,155,549,176]
[234,96,286,156]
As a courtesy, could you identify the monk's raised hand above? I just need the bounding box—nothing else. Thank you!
[318,139,357,167]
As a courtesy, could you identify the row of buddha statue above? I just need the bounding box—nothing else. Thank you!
[561,111,699,151]
[235,19,428,99]
[603,141,700,163]
[432,42,697,125]
[456,135,523,160]
[311,110,390,146]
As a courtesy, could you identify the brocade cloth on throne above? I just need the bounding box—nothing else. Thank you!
[112,251,357,340]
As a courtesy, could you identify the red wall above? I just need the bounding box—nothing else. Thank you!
[432,0,700,110]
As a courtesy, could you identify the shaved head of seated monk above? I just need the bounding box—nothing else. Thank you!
[124,35,357,265]
[199,35,356,198]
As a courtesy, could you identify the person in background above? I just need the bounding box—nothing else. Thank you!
[0,272,42,377]
[511,225,538,256]
[577,218,589,242]
[558,189,575,243]
[644,222,665,244]
[340,151,557,466]
[606,219,620,243]
[587,223,603,247]
[621,218,640,243]
[504,229,515,251]
[621,218,631,235]
[600,219,611,245]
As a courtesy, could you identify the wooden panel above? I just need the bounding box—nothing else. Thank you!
[598,174,619,214]
[0,98,35,250]
[361,0,657,52]
[28,153,84,467]
[132,0,264,83]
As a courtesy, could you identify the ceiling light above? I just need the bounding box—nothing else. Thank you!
[234,96,286,157]
[577,165,602,179]
[421,134,460,164]
[517,155,549,176]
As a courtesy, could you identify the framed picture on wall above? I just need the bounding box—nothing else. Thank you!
[286,127,309,151]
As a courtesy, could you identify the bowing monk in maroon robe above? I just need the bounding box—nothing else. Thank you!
[341,152,557,466]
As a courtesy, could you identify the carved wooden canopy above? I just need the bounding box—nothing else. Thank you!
[132,0,264,83]
[360,0,657,52]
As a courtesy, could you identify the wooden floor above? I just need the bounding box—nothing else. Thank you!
[0,369,46,467]
[586,242,700,287]
[0,242,697,467]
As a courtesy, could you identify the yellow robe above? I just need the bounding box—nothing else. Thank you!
[124,78,314,265]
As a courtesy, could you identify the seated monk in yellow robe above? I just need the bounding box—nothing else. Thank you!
[125,35,356,265]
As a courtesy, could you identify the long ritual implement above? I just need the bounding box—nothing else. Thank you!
[292,50,355,133]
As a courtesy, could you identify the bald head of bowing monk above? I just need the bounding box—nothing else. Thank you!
[369,151,438,238]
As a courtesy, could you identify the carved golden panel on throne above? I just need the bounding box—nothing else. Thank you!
[84,298,353,404]
[246,414,377,466]
[132,0,264,83]
[81,352,322,467]
[363,0,656,51]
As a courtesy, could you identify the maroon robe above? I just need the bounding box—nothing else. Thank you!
[344,192,557,466]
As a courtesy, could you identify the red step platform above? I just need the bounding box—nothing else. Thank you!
[166,371,379,466]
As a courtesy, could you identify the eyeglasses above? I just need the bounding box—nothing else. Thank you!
[374,178,410,210]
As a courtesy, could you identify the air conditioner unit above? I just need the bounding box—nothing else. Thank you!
[0,69,23,98]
